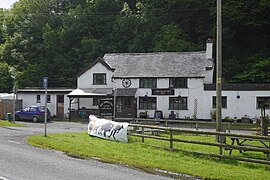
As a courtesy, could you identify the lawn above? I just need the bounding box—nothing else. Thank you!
[28,132,270,180]
[0,120,24,127]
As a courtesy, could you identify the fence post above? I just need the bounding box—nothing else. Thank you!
[228,122,231,133]
[170,127,173,149]
[142,127,144,143]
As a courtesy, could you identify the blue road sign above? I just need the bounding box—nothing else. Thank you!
[43,77,48,88]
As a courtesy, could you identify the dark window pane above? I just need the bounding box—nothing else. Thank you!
[93,73,106,85]
[257,97,270,109]
[212,96,227,108]
[169,97,188,110]
[169,78,187,88]
[139,97,156,109]
[139,78,157,88]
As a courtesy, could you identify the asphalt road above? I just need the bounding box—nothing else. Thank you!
[0,121,173,180]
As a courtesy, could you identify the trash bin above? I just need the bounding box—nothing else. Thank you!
[6,113,12,122]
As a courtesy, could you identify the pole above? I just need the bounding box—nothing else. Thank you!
[43,77,48,137]
[216,0,222,142]
[13,86,16,123]
[112,72,116,120]
[45,86,47,137]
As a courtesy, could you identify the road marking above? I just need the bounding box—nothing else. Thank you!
[0,176,10,180]
[8,140,21,145]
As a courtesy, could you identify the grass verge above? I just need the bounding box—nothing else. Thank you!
[0,120,25,127]
[28,132,270,180]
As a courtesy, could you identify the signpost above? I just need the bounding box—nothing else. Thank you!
[43,77,48,137]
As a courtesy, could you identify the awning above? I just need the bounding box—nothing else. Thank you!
[67,88,113,98]
[116,88,137,97]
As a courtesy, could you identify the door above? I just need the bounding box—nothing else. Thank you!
[116,97,137,118]
[57,95,64,119]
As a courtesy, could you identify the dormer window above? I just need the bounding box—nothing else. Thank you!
[169,78,187,88]
[93,73,106,85]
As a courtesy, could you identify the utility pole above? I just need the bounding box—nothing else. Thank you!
[216,0,222,142]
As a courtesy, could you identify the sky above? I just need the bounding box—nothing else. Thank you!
[0,0,18,9]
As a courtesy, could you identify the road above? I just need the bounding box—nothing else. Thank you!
[0,121,173,180]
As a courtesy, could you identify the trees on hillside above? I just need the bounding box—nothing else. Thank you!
[0,0,269,90]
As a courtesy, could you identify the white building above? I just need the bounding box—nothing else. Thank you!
[17,39,270,121]
[17,88,73,119]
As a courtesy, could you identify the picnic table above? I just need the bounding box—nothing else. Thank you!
[229,136,270,159]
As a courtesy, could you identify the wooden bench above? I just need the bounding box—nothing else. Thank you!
[229,137,270,158]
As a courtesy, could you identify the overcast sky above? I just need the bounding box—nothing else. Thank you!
[0,0,18,9]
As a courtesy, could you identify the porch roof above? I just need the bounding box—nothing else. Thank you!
[116,88,137,97]
[67,88,113,98]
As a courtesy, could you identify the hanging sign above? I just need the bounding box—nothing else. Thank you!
[152,88,174,95]
[88,115,129,142]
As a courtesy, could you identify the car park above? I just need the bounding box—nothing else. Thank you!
[15,106,51,123]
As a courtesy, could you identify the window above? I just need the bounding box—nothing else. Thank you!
[139,97,156,109]
[93,97,99,106]
[212,96,227,108]
[257,97,270,109]
[36,95,41,103]
[139,78,157,88]
[93,73,106,85]
[169,97,188,110]
[47,95,51,103]
[169,78,187,88]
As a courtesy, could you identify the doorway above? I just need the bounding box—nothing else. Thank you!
[57,95,64,119]
[116,97,137,118]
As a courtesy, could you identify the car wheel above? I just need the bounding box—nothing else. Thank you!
[33,116,38,123]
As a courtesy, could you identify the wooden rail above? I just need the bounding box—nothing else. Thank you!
[128,124,270,165]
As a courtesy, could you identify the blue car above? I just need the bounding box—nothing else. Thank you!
[15,106,51,123]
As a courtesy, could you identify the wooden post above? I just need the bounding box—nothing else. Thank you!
[170,128,173,149]
[216,0,222,144]
[142,127,145,143]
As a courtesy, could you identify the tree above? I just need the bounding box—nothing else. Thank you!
[0,62,13,92]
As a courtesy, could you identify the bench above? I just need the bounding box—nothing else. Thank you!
[229,137,270,158]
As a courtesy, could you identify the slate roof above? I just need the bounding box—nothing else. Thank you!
[103,52,213,78]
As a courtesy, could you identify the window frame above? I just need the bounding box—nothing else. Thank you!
[93,73,107,85]
[47,95,51,103]
[212,96,227,109]
[169,78,188,88]
[257,97,270,109]
[169,97,188,110]
[36,94,41,103]
[139,78,157,88]
[139,97,157,109]
[93,97,99,106]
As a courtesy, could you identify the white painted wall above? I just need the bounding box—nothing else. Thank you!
[76,62,270,120]
[204,90,270,120]
[78,63,114,89]
[18,93,70,117]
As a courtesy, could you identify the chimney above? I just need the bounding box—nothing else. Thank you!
[206,38,213,59]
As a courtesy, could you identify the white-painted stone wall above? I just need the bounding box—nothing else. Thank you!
[76,62,270,120]
[17,93,70,118]
[78,63,114,89]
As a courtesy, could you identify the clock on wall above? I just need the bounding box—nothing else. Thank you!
[122,78,131,88]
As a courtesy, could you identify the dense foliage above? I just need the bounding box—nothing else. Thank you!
[0,0,269,90]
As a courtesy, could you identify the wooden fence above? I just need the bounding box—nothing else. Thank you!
[128,124,270,165]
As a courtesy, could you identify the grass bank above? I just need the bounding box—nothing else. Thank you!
[0,120,24,127]
[28,132,270,180]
